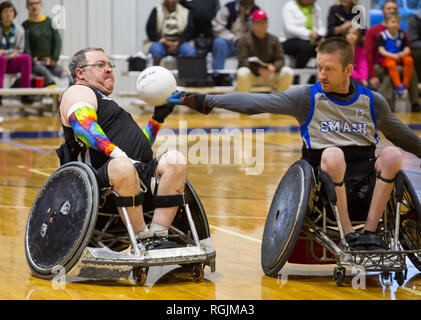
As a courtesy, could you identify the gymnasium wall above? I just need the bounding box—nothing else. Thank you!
[12,0,373,58]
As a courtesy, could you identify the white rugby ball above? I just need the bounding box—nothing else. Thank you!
[136,66,177,106]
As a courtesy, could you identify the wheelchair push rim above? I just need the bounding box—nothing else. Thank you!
[24,162,99,279]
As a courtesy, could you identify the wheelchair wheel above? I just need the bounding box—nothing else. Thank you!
[171,180,211,243]
[25,162,99,280]
[261,160,315,277]
[395,172,421,271]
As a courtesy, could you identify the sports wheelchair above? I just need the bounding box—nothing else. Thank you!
[261,159,421,286]
[24,161,216,285]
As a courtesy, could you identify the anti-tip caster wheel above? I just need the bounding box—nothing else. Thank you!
[333,266,346,286]
[192,264,204,281]
[394,271,405,286]
[133,267,149,285]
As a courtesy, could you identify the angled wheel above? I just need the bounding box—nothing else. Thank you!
[24,162,99,279]
[391,172,421,271]
[133,267,149,285]
[261,160,315,277]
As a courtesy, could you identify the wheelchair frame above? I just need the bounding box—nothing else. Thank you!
[25,162,216,285]
[262,159,421,286]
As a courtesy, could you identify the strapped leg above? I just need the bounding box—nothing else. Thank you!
[376,171,398,184]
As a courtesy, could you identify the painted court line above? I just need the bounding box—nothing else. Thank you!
[209,225,262,244]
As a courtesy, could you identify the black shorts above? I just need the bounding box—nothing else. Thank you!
[96,155,162,212]
[303,145,377,221]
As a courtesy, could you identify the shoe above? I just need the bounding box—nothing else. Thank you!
[358,230,388,251]
[137,236,177,251]
[344,232,366,251]
[395,84,406,97]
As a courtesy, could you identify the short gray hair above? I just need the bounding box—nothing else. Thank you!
[68,47,104,80]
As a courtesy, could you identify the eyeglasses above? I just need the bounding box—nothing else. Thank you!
[79,62,116,71]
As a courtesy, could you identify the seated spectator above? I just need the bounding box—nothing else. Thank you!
[146,0,196,66]
[407,8,421,82]
[211,0,259,70]
[236,9,293,93]
[343,26,368,86]
[180,0,220,56]
[327,0,358,38]
[377,13,414,97]
[364,0,420,112]
[282,0,326,69]
[23,0,66,88]
[0,1,32,104]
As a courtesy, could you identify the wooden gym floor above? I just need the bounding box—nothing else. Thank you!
[0,107,420,300]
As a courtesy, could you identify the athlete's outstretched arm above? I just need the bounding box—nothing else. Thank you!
[167,87,311,125]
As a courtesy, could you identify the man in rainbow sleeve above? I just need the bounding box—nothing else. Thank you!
[57,47,186,251]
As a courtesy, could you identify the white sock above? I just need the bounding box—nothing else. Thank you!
[149,223,168,237]
[136,226,152,240]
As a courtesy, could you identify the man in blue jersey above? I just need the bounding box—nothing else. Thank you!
[168,37,421,251]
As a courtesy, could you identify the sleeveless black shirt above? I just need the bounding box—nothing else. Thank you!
[60,85,153,169]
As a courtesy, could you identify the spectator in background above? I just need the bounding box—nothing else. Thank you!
[23,0,65,88]
[377,13,414,97]
[236,9,293,93]
[0,1,32,104]
[282,0,326,69]
[364,0,420,112]
[180,0,220,57]
[327,0,358,38]
[211,0,259,70]
[343,26,368,86]
[146,0,196,66]
[407,8,421,82]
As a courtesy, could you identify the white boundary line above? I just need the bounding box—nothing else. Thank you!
[209,225,262,244]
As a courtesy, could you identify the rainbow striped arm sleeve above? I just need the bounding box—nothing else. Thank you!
[143,117,162,145]
[68,103,117,156]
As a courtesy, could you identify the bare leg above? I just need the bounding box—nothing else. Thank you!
[152,150,188,229]
[364,146,402,232]
[107,158,146,234]
[320,147,354,236]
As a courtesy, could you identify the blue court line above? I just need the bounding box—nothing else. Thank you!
[0,123,420,139]
[0,139,50,153]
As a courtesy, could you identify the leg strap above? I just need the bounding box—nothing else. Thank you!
[153,194,185,208]
[376,171,397,184]
[333,181,344,187]
[113,193,144,208]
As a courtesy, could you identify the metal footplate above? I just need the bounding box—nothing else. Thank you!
[65,237,216,281]
[83,239,215,267]
[338,249,421,271]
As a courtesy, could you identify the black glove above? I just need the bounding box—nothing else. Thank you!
[152,104,175,123]
[166,91,213,114]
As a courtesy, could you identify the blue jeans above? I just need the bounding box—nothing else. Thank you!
[212,37,237,70]
[149,41,196,59]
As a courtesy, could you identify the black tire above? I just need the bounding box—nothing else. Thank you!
[397,172,421,271]
[25,162,99,279]
[261,160,315,277]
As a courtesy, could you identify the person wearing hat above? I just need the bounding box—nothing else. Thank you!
[236,9,293,93]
